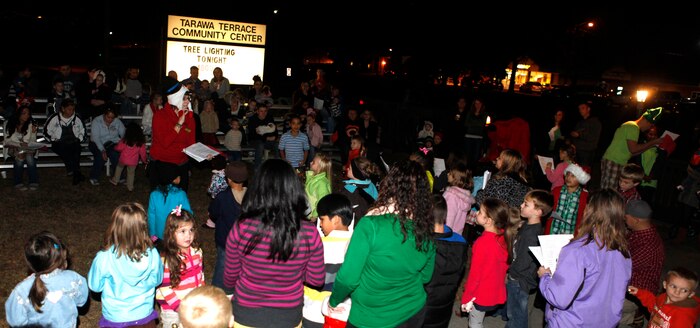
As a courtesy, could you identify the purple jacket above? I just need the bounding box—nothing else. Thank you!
[539,236,631,328]
[442,186,475,235]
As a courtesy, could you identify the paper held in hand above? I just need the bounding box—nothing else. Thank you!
[21,142,50,150]
[661,130,679,141]
[529,234,573,275]
[183,142,220,162]
[536,155,554,175]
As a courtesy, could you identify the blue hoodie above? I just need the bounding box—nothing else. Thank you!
[88,245,163,323]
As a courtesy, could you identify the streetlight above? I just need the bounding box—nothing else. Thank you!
[636,90,649,116]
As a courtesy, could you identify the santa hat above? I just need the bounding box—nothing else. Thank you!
[564,163,591,185]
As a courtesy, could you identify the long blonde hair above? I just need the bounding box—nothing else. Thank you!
[312,153,332,179]
[575,189,630,258]
[102,203,153,262]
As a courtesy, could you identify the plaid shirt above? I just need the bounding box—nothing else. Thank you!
[619,186,641,204]
[628,226,665,292]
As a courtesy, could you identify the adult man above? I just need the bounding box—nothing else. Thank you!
[600,107,663,189]
[247,104,278,169]
[569,101,601,168]
[181,66,202,93]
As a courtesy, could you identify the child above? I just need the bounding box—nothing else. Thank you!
[5,231,88,328]
[278,115,310,169]
[210,161,248,293]
[442,162,476,235]
[224,118,242,162]
[88,203,164,327]
[545,163,590,235]
[306,113,323,166]
[207,155,228,199]
[461,198,513,327]
[538,189,632,327]
[620,199,665,327]
[148,161,192,241]
[305,153,332,219]
[628,267,700,328]
[506,190,554,328]
[156,206,206,328]
[544,142,575,191]
[200,99,220,146]
[142,92,162,137]
[179,286,234,328]
[303,193,355,328]
[418,120,434,144]
[619,163,644,204]
[344,135,366,177]
[423,195,468,328]
[340,157,381,224]
[111,122,148,191]
[409,149,435,192]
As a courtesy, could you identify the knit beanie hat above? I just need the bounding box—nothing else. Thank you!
[564,163,590,185]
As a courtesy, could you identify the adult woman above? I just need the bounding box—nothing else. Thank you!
[209,67,230,102]
[474,148,531,209]
[88,107,125,185]
[44,99,86,185]
[223,159,325,327]
[4,105,39,190]
[86,70,112,119]
[538,189,632,327]
[328,160,436,328]
[149,77,196,191]
[463,97,489,165]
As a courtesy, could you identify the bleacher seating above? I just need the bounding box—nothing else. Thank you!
[0,101,339,171]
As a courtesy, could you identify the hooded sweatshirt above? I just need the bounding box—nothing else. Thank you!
[88,245,164,323]
[442,186,475,235]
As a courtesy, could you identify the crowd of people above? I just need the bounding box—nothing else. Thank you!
[4,64,700,328]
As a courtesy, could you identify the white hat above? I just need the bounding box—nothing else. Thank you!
[564,163,590,185]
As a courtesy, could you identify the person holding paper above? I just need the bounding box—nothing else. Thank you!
[4,105,39,190]
[537,188,632,328]
[150,77,196,191]
[544,143,575,191]
[474,149,531,209]
[544,164,590,236]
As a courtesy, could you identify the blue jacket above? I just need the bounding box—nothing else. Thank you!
[5,269,88,328]
[147,185,192,239]
[88,246,163,323]
[90,114,125,151]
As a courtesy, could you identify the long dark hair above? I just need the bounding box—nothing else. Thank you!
[240,159,308,262]
[162,209,199,287]
[373,160,433,252]
[124,122,145,147]
[25,231,68,313]
[6,105,33,135]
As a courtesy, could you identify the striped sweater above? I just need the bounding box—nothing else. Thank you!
[224,218,325,309]
[156,247,205,311]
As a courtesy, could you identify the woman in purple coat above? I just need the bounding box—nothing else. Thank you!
[537,188,632,328]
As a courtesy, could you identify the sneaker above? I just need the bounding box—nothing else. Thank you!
[15,184,28,191]
[89,179,100,186]
[119,178,127,184]
[28,183,39,191]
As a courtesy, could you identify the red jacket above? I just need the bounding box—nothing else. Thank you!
[635,288,700,328]
[461,231,508,306]
[150,103,195,165]
[544,185,588,236]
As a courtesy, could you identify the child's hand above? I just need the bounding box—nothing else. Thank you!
[545,162,553,170]
[461,297,476,312]
[537,266,551,278]
[627,286,639,295]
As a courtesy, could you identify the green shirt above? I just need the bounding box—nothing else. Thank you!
[603,121,640,165]
[329,214,435,328]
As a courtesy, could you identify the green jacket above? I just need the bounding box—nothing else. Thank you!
[329,214,436,328]
[305,171,331,218]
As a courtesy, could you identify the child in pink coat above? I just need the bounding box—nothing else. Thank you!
[110,123,148,191]
[545,143,575,191]
[442,163,475,235]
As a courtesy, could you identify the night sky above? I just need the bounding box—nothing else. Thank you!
[3,1,700,84]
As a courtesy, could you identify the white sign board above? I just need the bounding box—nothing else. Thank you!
[166,40,265,85]
[167,15,266,46]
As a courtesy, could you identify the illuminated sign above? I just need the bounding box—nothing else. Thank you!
[166,41,265,85]
[165,15,266,85]
[167,15,266,46]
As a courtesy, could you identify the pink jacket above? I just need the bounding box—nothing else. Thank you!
[115,140,148,166]
[443,186,475,235]
[545,161,569,191]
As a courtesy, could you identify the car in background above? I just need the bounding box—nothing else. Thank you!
[519,81,543,93]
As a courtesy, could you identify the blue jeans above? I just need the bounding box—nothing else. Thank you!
[89,142,121,180]
[212,246,234,295]
[251,139,278,169]
[13,153,38,185]
[505,279,529,328]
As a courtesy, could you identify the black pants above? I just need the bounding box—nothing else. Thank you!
[52,141,82,174]
[347,305,426,328]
